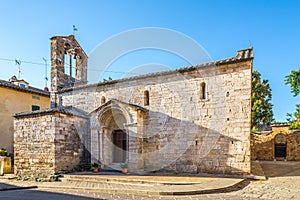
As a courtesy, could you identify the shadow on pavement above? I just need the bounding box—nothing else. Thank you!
[0,188,106,200]
[0,182,36,191]
[259,161,300,178]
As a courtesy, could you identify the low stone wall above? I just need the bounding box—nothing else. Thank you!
[251,126,300,161]
[14,110,88,178]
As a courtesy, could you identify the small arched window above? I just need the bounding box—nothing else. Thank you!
[200,82,206,99]
[144,90,149,106]
[101,96,106,104]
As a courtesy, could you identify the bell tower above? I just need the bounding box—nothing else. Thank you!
[50,35,88,107]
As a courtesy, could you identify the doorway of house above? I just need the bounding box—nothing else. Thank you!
[274,134,287,160]
[112,130,127,163]
[275,144,286,158]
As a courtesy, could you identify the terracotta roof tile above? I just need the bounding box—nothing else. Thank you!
[14,106,88,119]
[0,80,50,97]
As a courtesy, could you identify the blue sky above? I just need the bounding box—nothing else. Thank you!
[0,0,299,122]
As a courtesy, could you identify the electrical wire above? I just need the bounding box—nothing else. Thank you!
[0,57,142,75]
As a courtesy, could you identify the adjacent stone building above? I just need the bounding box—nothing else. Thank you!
[14,35,253,177]
[0,76,50,153]
[251,124,300,161]
[14,107,89,177]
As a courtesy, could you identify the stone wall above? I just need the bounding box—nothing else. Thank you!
[53,114,89,173]
[251,125,300,161]
[14,111,88,178]
[60,58,252,175]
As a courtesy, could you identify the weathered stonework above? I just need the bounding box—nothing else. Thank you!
[251,124,300,161]
[50,35,88,108]
[58,49,253,175]
[14,108,88,178]
[14,35,253,177]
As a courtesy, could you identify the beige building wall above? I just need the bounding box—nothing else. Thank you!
[0,87,50,152]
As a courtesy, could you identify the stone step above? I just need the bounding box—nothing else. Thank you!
[36,177,248,196]
[106,163,122,171]
[61,174,204,185]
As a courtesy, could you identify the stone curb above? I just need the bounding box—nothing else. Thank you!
[244,174,267,181]
[62,177,204,185]
[36,179,250,196]
[0,186,38,191]
[158,179,250,195]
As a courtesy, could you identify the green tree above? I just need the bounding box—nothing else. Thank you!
[285,69,300,97]
[287,104,300,129]
[251,70,274,131]
[285,68,300,129]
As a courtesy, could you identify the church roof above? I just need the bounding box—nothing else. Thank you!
[59,47,253,93]
[14,106,88,119]
[89,99,147,115]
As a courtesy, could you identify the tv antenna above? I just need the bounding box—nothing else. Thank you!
[15,59,22,79]
[42,57,48,88]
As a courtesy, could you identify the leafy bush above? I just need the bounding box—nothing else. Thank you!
[120,163,128,169]
[0,148,7,156]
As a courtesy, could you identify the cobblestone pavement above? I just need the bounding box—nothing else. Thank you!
[1,161,300,200]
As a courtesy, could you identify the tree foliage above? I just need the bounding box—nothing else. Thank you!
[285,68,300,129]
[287,104,300,130]
[251,70,274,131]
[285,69,300,97]
[102,76,113,82]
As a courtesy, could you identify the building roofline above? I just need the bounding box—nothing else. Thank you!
[0,80,50,97]
[89,99,147,115]
[14,106,88,119]
[50,35,88,58]
[271,122,290,127]
[58,47,253,93]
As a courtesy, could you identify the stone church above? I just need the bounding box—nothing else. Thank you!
[14,35,253,178]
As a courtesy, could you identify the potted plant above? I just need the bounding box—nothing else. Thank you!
[0,148,7,157]
[120,163,128,174]
[91,162,99,173]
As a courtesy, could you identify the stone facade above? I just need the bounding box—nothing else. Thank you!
[251,124,300,161]
[50,35,88,108]
[14,35,253,177]
[14,107,88,178]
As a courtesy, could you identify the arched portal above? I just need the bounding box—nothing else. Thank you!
[98,107,129,165]
[274,133,287,159]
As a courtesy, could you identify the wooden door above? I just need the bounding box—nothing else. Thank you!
[113,130,127,162]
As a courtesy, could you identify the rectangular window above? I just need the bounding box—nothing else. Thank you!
[144,91,149,106]
[32,105,40,111]
[19,83,26,88]
[32,95,40,100]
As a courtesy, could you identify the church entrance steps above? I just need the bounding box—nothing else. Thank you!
[29,173,249,195]
[61,174,206,185]
[105,163,122,171]
[0,174,250,195]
